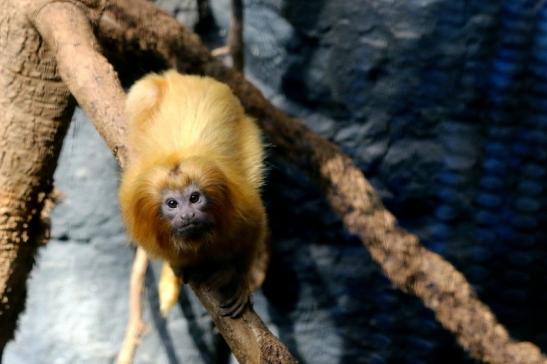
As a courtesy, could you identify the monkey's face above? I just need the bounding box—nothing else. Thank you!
[160,185,213,240]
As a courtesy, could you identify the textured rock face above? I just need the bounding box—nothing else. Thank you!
[5,0,547,363]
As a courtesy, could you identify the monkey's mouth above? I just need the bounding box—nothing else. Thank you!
[172,221,212,239]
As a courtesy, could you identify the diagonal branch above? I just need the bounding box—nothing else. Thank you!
[96,1,547,363]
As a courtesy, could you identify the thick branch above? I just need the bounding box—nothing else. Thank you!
[33,2,297,363]
[97,1,547,363]
[33,1,127,165]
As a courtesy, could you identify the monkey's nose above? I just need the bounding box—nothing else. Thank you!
[179,213,195,225]
[183,212,195,219]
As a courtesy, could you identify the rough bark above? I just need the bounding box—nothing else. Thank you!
[32,0,127,165]
[96,1,547,363]
[191,281,298,364]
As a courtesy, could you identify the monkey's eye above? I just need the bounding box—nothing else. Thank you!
[189,192,200,204]
[165,198,178,209]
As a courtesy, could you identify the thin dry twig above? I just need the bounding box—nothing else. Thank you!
[228,0,244,71]
[211,45,230,57]
[116,247,149,364]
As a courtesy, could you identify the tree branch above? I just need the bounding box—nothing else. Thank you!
[228,0,244,71]
[33,0,128,165]
[116,247,148,364]
[32,2,298,363]
[191,280,297,363]
[96,1,547,363]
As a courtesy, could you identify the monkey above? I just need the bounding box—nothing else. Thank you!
[119,70,268,318]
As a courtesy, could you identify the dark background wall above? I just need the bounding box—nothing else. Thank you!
[5,1,547,363]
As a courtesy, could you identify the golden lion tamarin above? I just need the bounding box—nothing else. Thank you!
[119,70,267,318]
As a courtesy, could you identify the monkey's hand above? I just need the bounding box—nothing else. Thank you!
[158,263,183,316]
[205,266,250,319]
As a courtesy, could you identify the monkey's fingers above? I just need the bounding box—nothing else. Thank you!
[219,286,250,318]
[230,299,248,318]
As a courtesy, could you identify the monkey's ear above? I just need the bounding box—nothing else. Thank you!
[125,73,167,127]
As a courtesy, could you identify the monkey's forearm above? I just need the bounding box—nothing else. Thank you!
[204,263,251,318]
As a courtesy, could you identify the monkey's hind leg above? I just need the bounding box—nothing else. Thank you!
[158,263,183,316]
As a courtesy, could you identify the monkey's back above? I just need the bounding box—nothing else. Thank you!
[126,71,264,192]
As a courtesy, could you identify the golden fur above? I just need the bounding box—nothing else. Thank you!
[119,71,267,313]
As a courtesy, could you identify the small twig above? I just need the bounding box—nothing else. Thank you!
[211,45,230,57]
[228,0,244,71]
[211,0,244,66]
[116,247,149,364]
